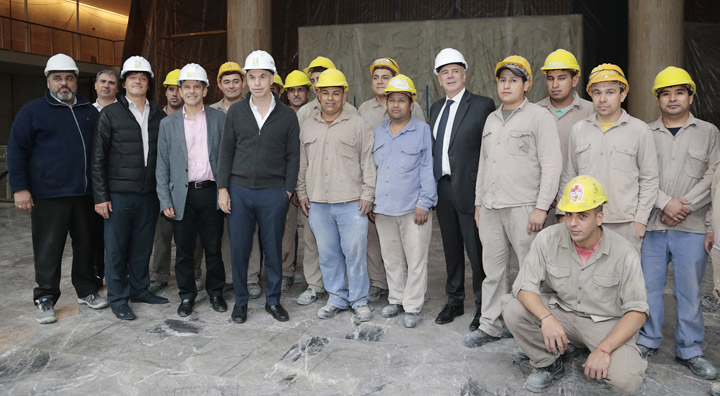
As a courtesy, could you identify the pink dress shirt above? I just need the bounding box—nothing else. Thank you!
[183,107,214,182]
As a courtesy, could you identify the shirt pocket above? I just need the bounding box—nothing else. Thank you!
[399,146,422,171]
[684,148,708,179]
[546,264,571,294]
[339,137,359,161]
[372,141,386,166]
[507,131,533,156]
[590,274,621,303]
[575,143,591,170]
[302,136,318,160]
[610,145,637,173]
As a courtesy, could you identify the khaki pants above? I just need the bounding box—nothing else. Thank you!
[367,221,387,289]
[300,212,324,292]
[477,206,537,337]
[604,222,642,257]
[280,203,299,277]
[375,213,432,313]
[504,296,646,395]
[710,248,720,302]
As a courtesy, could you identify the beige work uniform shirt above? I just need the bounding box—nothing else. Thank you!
[296,106,376,204]
[561,110,659,225]
[209,99,231,114]
[647,114,720,233]
[357,97,427,130]
[297,97,357,126]
[535,94,595,164]
[512,224,649,322]
[475,98,563,211]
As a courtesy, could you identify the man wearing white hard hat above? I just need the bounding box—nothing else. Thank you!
[8,53,107,324]
[156,63,228,318]
[429,48,495,330]
[217,50,300,324]
[92,55,169,320]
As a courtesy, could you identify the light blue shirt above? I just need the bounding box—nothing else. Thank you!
[373,116,437,216]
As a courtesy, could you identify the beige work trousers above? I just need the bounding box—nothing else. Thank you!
[477,205,538,337]
[300,212,324,292]
[710,248,720,302]
[368,221,388,289]
[503,296,647,395]
[374,213,432,313]
[604,222,643,257]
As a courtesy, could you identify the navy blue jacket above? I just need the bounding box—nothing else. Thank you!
[7,91,98,199]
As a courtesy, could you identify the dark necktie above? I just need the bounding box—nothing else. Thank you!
[434,99,454,178]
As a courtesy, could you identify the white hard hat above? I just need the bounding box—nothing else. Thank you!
[45,53,78,76]
[121,56,154,78]
[433,48,468,75]
[178,63,209,85]
[243,50,276,75]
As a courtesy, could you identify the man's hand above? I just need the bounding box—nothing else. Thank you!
[300,197,311,217]
[705,232,714,254]
[660,212,680,227]
[163,207,175,218]
[14,189,34,212]
[527,208,547,234]
[290,193,300,208]
[287,190,292,200]
[662,198,691,223]
[414,207,429,225]
[634,222,646,239]
[95,201,112,219]
[541,315,569,354]
[368,212,375,223]
[218,188,231,214]
[358,199,373,216]
[583,348,611,380]
[475,206,481,228]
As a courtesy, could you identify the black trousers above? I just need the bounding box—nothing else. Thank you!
[435,177,484,310]
[172,185,226,301]
[31,195,99,303]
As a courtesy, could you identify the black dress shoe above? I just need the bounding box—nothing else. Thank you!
[232,304,247,323]
[265,303,289,322]
[210,295,227,312]
[131,293,169,304]
[177,299,195,317]
[435,304,464,324]
[469,309,481,331]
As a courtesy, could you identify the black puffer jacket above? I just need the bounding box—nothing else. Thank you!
[91,95,165,203]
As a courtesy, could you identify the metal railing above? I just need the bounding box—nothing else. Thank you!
[0,15,124,66]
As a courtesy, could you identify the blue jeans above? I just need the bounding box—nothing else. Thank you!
[308,201,369,309]
[227,184,288,306]
[638,230,707,359]
[104,192,159,309]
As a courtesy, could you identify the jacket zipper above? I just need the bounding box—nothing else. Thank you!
[68,104,88,191]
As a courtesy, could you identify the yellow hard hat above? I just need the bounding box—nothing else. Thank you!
[652,66,696,98]
[384,74,417,100]
[541,49,581,75]
[284,70,312,88]
[163,69,180,87]
[315,68,348,92]
[495,55,533,90]
[370,57,399,76]
[273,73,284,91]
[557,175,608,213]
[217,61,245,83]
[586,63,629,94]
[303,56,336,75]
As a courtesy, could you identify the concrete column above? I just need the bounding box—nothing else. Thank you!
[227,0,272,63]
[628,0,684,122]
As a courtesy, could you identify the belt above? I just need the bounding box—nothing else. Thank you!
[189,180,216,189]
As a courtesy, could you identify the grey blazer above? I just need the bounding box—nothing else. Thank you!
[156,106,226,221]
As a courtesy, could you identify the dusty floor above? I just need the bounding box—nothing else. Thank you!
[0,206,718,395]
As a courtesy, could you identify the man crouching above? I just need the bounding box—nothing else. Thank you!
[504,175,648,394]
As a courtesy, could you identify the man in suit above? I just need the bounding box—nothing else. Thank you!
[156,63,228,317]
[430,48,495,330]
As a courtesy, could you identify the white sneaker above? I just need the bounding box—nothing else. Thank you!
[77,292,108,309]
[36,298,57,324]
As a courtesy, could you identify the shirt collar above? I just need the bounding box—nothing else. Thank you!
[445,88,466,103]
[383,116,418,137]
[651,112,698,132]
[126,96,149,110]
[249,94,276,113]
[182,105,205,120]
[559,225,609,260]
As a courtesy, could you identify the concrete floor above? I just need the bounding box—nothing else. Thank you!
[0,205,719,395]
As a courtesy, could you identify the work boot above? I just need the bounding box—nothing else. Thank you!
[524,358,565,393]
[381,304,403,318]
[463,329,500,348]
[297,288,325,305]
[404,312,420,328]
[247,283,262,299]
[280,276,294,292]
[637,344,658,359]
[318,304,343,319]
[35,297,56,324]
[293,271,303,284]
[676,356,718,380]
[352,305,372,322]
[368,286,388,302]
[77,292,108,309]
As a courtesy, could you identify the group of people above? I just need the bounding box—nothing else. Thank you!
[7,46,720,394]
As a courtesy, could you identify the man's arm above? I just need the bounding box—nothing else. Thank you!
[7,107,35,211]
[155,120,174,217]
[517,290,569,354]
[91,110,113,218]
[358,119,376,215]
[633,126,660,226]
[682,125,720,212]
[217,108,236,214]
[284,112,301,194]
[583,311,646,380]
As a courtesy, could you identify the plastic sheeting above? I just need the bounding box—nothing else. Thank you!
[298,15,582,116]
[685,23,720,129]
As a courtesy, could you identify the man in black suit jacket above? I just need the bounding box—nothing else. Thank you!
[430,48,495,330]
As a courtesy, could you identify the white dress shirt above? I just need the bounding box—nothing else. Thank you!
[249,94,276,129]
[126,96,150,166]
[432,88,465,176]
